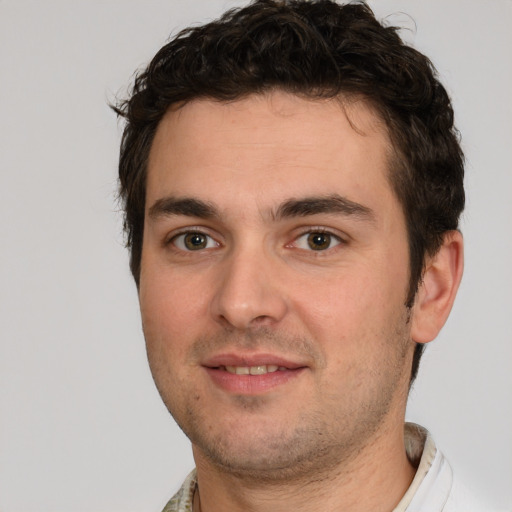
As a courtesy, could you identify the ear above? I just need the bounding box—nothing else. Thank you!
[411,230,464,344]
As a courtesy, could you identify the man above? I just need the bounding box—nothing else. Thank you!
[114,1,482,511]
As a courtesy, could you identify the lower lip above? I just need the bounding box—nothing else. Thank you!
[204,367,305,394]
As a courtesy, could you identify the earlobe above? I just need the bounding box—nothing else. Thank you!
[410,230,464,344]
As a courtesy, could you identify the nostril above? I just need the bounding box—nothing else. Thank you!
[251,315,273,326]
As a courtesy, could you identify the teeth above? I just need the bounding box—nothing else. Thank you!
[234,366,250,375]
[225,364,281,375]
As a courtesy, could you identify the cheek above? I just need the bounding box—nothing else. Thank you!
[139,262,210,360]
[291,262,408,355]
[142,250,211,308]
[138,269,203,405]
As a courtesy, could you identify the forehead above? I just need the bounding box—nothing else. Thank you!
[146,91,396,217]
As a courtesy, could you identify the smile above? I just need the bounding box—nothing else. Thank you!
[223,365,286,375]
[203,356,307,394]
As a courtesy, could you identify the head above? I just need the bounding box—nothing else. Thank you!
[114,0,464,398]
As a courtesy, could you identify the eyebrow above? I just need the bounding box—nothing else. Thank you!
[148,197,218,220]
[274,194,375,222]
[147,194,374,223]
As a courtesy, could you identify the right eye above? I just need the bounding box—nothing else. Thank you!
[171,232,219,251]
[294,231,341,251]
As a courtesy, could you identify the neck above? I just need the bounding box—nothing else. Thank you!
[192,420,415,512]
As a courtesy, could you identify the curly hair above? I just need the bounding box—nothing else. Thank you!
[113,0,465,384]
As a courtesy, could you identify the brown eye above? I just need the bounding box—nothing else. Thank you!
[307,232,332,250]
[184,233,207,250]
[294,231,341,252]
[172,232,217,251]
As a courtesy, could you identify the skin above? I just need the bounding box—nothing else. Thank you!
[139,91,463,512]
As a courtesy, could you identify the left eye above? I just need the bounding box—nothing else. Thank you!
[294,231,341,251]
[172,232,218,251]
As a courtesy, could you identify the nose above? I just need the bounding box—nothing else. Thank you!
[210,247,288,330]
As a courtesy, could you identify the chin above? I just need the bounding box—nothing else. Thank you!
[187,412,347,482]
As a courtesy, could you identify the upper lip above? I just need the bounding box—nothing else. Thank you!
[202,352,307,370]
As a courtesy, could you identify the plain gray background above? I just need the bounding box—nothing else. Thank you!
[1,1,511,511]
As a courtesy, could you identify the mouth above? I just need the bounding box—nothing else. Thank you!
[202,354,307,394]
[215,364,289,375]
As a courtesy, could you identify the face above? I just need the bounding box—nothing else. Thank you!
[140,92,415,480]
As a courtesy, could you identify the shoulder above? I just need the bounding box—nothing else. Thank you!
[444,478,504,512]
[402,423,503,512]
[161,470,197,512]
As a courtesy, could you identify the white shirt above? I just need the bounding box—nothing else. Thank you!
[161,423,489,512]
[395,423,488,511]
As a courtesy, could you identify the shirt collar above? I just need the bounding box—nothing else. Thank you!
[393,422,453,512]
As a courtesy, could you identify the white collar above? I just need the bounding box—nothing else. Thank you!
[393,422,453,512]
